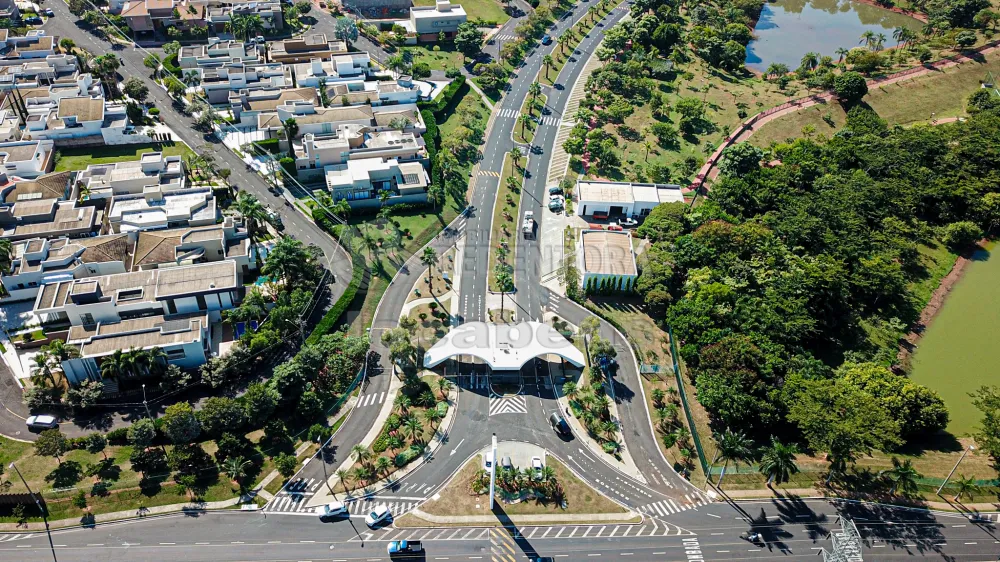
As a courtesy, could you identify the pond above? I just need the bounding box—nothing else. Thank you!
[745,0,923,72]
[910,246,998,436]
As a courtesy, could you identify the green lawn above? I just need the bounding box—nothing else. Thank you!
[514,93,546,144]
[408,44,467,73]
[413,0,508,23]
[54,143,195,171]
[750,51,1000,148]
[487,153,521,292]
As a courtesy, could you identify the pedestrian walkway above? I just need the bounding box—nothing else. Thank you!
[489,393,528,416]
[491,527,518,562]
[545,40,604,187]
[0,533,38,543]
[355,390,386,410]
[637,492,712,518]
[266,487,424,518]
[353,519,692,542]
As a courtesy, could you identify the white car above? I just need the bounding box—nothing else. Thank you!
[483,451,494,471]
[26,415,58,429]
[531,456,543,480]
[365,504,391,528]
[318,501,347,519]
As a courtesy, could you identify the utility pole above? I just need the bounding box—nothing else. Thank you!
[9,462,57,562]
[489,433,498,510]
[937,444,975,495]
[141,383,152,419]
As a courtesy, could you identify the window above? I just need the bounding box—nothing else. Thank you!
[165,348,186,360]
[196,294,207,310]
[166,299,178,315]
[80,313,95,326]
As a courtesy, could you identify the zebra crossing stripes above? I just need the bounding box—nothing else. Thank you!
[478,170,501,177]
[344,498,421,518]
[638,493,712,518]
[538,115,560,126]
[356,391,385,409]
[489,393,527,415]
[497,108,520,119]
[496,108,561,127]
[493,33,516,43]
[351,521,693,542]
[491,527,518,562]
[0,534,37,543]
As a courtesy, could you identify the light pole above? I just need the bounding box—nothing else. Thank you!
[937,444,975,495]
[141,383,152,419]
[9,462,57,562]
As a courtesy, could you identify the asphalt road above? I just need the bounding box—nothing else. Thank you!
[2,499,999,561]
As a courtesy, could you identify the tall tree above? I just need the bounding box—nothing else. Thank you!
[235,192,269,268]
[713,429,755,487]
[757,437,799,488]
[420,247,438,293]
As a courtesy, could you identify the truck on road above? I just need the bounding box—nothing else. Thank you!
[522,211,536,239]
[388,540,424,560]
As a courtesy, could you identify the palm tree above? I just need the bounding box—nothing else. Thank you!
[952,474,980,503]
[758,437,799,488]
[182,70,201,87]
[509,148,521,169]
[600,420,617,442]
[437,378,452,399]
[562,381,578,401]
[714,429,754,487]
[31,351,58,388]
[643,140,653,161]
[557,32,571,55]
[386,435,403,452]
[147,347,168,375]
[542,54,553,79]
[229,13,264,43]
[45,339,80,363]
[394,394,412,415]
[424,407,444,426]
[336,468,352,490]
[799,52,819,71]
[351,444,372,467]
[881,457,921,496]
[99,349,128,382]
[234,192,269,268]
[403,416,422,443]
[518,113,532,140]
[224,456,252,486]
[528,81,541,106]
[835,47,849,63]
[892,26,906,47]
[281,117,299,156]
[875,33,887,51]
[764,63,789,80]
[375,456,392,476]
[420,247,438,292]
[860,30,877,49]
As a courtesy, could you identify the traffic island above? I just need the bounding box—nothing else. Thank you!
[395,449,640,527]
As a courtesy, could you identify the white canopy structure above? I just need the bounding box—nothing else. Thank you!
[423,321,586,371]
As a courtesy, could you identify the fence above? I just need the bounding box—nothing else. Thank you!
[690,37,1000,193]
[667,325,710,478]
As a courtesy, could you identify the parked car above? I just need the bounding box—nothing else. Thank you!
[548,186,563,195]
[26,415,58,430]
[365,504,391,527]
[23,16,43,25]
[388,540,423,559]
[541,34,552,45]
[483,451,495,471]
[592,210,609,220]
[549,413,570,436]
[620,217,638,227]
[254,36,266,44]
[318,501,348,520]
[548,199,564,212]
[501,456,513,470]
[607,224,623,231]
[531,456,543,480]
[42,8,54,16]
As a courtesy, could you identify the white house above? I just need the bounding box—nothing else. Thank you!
[200,63,293,104]
[291,54,370,88]
[131,218,256,276]
[324,157,429,209]
[108,186,218,233]
[576,229,638,292]
[1,235,130,301]
[0,55,80,91]
[0,139,54,179]
[178,38,261,70]
[256,100,426,140]
[575,180,685,219]
[6,31,57,60]
[397,1,467,42]
[23,96,157,145]
[291,127,426,181]
[228,87,317,126]
[76,152,186,200]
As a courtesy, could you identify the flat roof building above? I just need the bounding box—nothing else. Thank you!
[576,229,638,293]
[576,180,684,219]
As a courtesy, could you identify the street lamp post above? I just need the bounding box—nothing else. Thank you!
[141,383,152,419]
[937,444,975,495]
[9,462,57,562]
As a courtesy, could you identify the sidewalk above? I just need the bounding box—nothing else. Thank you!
[0,496,251,532]
[721,487,1000,513]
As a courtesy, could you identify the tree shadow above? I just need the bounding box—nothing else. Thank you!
[45,461,83,488]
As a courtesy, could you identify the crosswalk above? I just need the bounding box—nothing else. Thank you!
[538,115,561,126]
[493,33,516,43]
[0,533,38,543]
[356,390,385,409]
[478,170,501,177]
[638,492,711,518]
[352,520,693,542]
[489,393,528,415]
[496,108,521,119]
[495,108,562,127]
[266,479,427,517]
[491,527,518,562]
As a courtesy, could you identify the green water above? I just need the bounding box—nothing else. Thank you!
[910,247,1000,436]
[746,0,923,72]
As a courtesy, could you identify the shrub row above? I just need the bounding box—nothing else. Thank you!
[162,53,182,77]
[394,444,424,467]
[253,137,281,154]
[417,75,466,114]
[305,251,364,344]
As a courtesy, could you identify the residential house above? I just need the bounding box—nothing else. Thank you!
[1,234,131,301]
[108,185,218,233]
[23,96,158,145]
[0,139,55,179]
[177,38,261,70]
[0,55,80,91]
[76,152,185,200]
[0,100,20,142]
[204,0,283,34]
[269,34,348,64]
[59,313,212,384]
[200,62,292,104]
[0,0,20,23]
[324,157,429,209]
[6,32,58,60]
[290,127,426,181]
[341,0,408,18]
[0,198,99,242]
[256,99,426,139]
[228,87,317,126]
[121,0,180,34]
[575,180,685,219]
[291,53,370,88]
[131,218,256,275]
[396,1,467,42]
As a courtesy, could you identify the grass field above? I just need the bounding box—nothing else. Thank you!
[55,143,195,171]
[408,44,467,73]
[487,153,521,292]
[749,52,1000,148]
[413,0,508,23]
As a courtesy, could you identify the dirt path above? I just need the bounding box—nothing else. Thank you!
[688,40,1000,192]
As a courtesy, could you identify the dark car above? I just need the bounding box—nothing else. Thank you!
[549,413,570,436]
[541,34,552,45]
[24,16,43,25]
[43,8,55,16]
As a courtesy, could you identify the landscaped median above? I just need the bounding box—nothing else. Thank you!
[395,450,638,527]
[486,152,523,293]
[514,89,548,145]
[537,0,615,87]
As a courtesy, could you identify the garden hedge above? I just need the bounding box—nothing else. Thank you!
[305,254,364,344]
[394,444,424,467]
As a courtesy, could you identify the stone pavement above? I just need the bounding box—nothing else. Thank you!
[0,496,251,532]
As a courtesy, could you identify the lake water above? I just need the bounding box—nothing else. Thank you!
[745,0,923,71]
[910,246,999,436]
